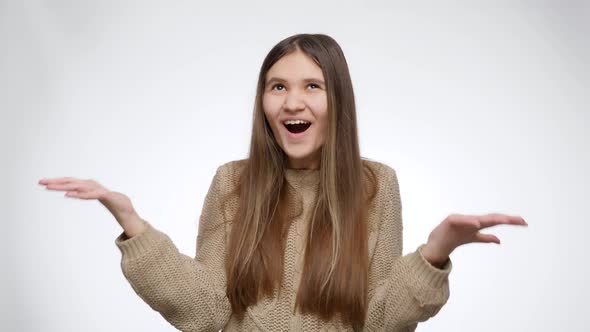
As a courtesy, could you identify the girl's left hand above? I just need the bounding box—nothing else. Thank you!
[420,213,528,268]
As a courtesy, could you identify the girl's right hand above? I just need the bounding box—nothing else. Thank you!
[38,177,146,237]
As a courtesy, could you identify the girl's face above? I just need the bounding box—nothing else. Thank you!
[263,50,328,170]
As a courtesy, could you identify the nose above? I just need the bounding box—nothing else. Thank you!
[282,90,306,113]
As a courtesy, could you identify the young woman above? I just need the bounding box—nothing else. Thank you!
[39,33,527,331]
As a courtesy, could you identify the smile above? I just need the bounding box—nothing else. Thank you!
[283,120,311,134]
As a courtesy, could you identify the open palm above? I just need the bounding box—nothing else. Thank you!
[421,213,528,267]
[39,177,138,225]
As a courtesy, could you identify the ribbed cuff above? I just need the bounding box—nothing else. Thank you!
[114,219,166,260]
[404,244,453,289]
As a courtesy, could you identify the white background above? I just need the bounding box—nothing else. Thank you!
[2,0,589,331]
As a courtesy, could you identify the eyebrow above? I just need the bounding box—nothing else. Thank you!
[266,77,325,85]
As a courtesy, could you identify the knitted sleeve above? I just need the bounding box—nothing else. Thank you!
[364,164,452,332]
[114,166,232,332]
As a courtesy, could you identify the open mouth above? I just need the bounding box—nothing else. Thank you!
[283,120,311,134]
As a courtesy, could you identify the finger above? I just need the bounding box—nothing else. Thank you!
[448,215,481,230]
[477,213,527,229]
[65,190,98,199]
[46,182,85,191]
[39,177,77,185]
[472,232,500,244]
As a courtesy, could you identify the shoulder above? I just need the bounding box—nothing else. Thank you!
[361,159,402,231]
[202,160,246,223]
[217,159,248,174]
[360,157,401,215]
[212,159,247,187]
[361,158,395,173]
[361,157,398,187]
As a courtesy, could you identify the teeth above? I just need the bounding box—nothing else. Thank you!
[283,120,310,125]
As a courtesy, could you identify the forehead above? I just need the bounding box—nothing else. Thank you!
[265,50,324,83]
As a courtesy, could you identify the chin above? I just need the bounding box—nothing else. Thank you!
[286,153,312,161]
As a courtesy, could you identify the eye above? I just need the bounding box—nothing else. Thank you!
[308,83,319,89]
[271,84,285,91]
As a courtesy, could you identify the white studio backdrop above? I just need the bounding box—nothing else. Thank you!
[2,0,589,331]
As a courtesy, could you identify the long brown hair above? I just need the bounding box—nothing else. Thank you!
[224,33,376,330]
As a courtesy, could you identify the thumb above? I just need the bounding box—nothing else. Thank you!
[472,232,501,244]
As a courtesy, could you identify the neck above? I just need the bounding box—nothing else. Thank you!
[287,152,320,170]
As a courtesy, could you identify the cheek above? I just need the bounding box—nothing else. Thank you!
[263,95,282,116]
[316,114,328,143]
[310,97,328,136]
[262,96,282,135]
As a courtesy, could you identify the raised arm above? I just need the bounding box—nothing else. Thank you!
[114,166,233,331]
[364,164,452,332]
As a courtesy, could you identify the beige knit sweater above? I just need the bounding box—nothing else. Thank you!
[114,159,452,331]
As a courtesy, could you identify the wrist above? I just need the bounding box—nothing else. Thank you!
[120,213,146,238]
[420,243,450,269]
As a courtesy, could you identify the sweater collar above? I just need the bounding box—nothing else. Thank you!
[284,167,320,190]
